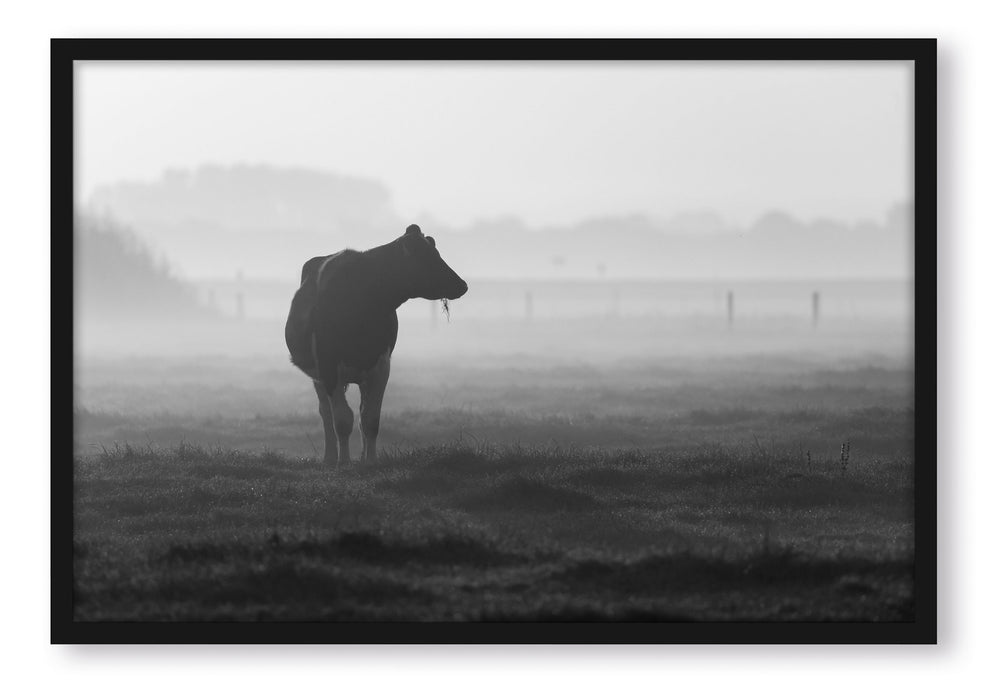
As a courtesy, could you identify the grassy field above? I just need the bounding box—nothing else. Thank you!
[74,441,912,622]
[72,349,914,622]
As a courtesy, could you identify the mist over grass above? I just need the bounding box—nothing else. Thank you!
[72,351,914,622]
[75,353,912,458]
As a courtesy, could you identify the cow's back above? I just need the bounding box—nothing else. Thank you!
[286,250,399,388]
[312,251,398,381]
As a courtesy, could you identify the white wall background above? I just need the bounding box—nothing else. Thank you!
[0,2,980,699]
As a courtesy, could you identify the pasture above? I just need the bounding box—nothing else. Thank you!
[72,317,915,621]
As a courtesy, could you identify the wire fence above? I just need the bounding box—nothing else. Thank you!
[194,277,913,325]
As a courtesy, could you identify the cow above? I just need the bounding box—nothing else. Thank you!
[285,224,468,467]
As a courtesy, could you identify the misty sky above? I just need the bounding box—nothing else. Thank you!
[76,61,912,228]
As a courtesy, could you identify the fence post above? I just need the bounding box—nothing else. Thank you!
[727,290,734,328]
[812,290,820,327]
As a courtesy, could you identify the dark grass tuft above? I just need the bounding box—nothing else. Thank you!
[480,604,697,622]
[553,547,913,595]
[158,530,528,569]
[329,530,528,567]
[459,476,601,513]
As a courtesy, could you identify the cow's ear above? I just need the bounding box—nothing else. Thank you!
[405,224,423,238]
[426,235,436,248]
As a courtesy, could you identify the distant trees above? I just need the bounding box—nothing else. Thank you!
[92,164,396,233]
[74,212,210,320]
[86,164,402,278]
[84,163,914,280]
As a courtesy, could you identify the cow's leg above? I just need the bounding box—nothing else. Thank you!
[329,383,354,467]
[313,380,336,468]
[359,353,391,463]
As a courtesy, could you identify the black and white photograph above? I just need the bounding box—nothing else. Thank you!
[56,40,934,641]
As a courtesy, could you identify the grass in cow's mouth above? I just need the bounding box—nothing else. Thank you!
[441,298,450,321]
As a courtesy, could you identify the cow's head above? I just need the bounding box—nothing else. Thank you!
[400,225,469,301]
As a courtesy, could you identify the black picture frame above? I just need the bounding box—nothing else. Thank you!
[53,38,936,644]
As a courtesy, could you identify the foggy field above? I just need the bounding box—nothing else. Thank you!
[73,334,914,622]
[69,59,918,625]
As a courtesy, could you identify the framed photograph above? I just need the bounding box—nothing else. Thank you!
[53,38,935,643]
